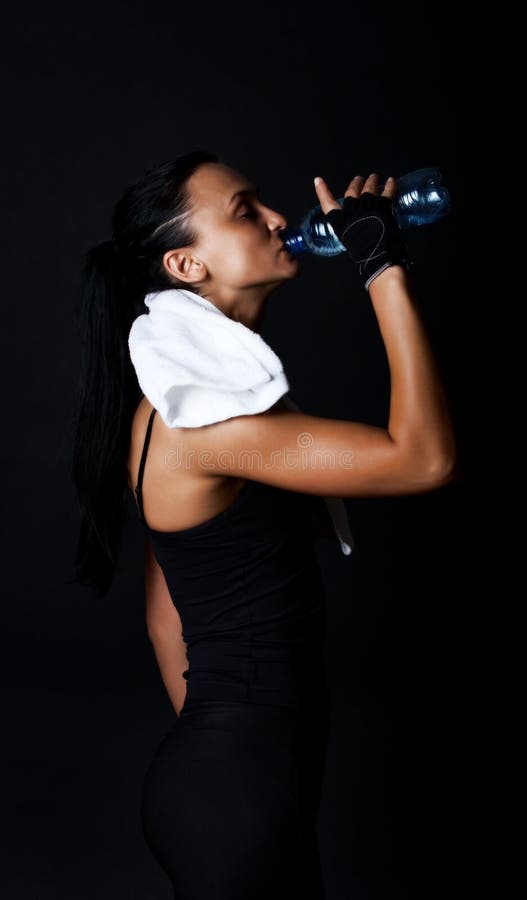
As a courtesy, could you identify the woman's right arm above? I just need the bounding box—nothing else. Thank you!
[183,178,457,498]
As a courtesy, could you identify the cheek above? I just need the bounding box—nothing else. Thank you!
[207,231,267,280]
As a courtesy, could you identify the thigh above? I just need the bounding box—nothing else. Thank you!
[139,701,327,900]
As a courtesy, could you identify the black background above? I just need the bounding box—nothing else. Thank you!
[1,2,500,897]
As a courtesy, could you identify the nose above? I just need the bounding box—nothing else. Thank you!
[263,204,287,231]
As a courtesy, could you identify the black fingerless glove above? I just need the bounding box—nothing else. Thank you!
[324,192,414,292]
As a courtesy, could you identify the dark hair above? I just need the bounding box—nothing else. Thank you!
[71,149,219,597]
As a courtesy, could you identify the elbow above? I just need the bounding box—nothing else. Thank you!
[420,443,458,490]
[398,435,458,492]
[146,621,171,643]
[401,423,458,491]
[147,618,186,647]
[424,455,457,489]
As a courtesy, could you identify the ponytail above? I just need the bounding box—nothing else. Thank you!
[71,239,141,596]
[70,149,219,596]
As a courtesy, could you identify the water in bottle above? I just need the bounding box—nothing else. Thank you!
[280,167,451,257]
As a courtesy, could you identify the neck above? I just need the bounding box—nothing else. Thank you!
[199,284,277,333]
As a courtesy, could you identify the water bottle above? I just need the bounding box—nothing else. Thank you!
[280,167,451,257]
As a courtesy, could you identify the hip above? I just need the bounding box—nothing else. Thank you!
[147,694,331,774]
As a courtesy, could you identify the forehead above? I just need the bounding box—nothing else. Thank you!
[187,162,252,212]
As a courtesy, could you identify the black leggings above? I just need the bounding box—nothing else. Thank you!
[139,697,331,899]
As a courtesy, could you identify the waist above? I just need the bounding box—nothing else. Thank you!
[177,693,332,738]
[183,635,328,710]
[158,694,333,770]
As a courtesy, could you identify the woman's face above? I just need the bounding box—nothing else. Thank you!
[181,162,301,295]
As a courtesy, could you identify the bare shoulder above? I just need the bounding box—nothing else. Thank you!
[127,396,158,491]
[127,396,249,531]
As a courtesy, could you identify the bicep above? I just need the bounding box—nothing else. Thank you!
[196,408,434,497]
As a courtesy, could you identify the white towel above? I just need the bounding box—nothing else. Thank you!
[128,287,354,556]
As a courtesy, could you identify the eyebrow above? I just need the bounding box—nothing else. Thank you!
[228,183,260,208]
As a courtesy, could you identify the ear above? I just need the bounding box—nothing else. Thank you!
[162,248,208,286]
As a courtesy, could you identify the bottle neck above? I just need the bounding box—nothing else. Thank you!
[279,227,309,255]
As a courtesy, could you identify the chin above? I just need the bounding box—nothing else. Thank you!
[287,258,302,279]
[280,253,302,274]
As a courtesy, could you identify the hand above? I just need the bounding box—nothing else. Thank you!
[313,173,413,292]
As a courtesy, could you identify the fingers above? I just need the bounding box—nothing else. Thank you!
[362,173,380,195]
[345,172,397,199]
[313,176,341,214]
[381,176,397,199]
[314,171,397,208]
[343,175,365,198]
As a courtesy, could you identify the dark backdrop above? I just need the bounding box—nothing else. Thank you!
[1,2,498,898]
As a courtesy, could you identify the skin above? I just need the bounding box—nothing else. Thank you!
[161,161,301,332]
[128,163,458,715]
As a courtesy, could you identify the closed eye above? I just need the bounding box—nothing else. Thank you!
[236,191,261,220]
[238,207,258,220]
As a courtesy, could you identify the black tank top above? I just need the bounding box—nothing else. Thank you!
[134,407,330,711]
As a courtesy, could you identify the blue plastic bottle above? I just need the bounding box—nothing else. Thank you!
[280,167,451,257]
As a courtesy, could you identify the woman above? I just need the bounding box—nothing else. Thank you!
[72,150,456,898]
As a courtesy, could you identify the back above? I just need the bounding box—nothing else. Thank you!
[133,408,331,711]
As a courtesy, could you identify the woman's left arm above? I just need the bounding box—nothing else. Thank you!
[144,537,188,716]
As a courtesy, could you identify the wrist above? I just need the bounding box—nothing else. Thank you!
[367,262,410,298]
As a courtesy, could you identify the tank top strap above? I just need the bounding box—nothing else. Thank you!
[134,407,157,524]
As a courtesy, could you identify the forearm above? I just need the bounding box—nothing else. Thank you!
[149,631,188,716]
[368,265,456,472]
